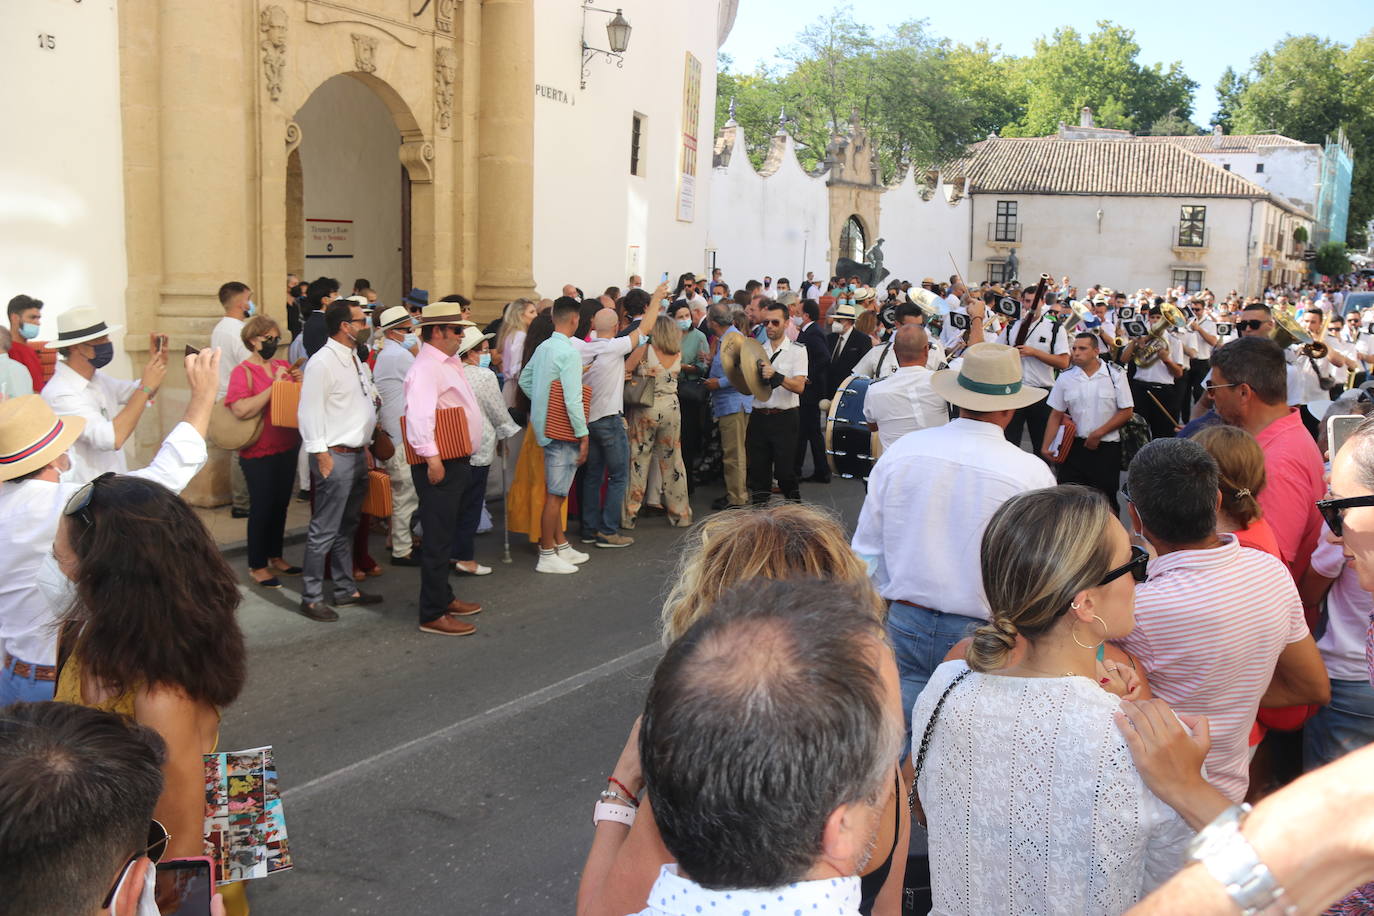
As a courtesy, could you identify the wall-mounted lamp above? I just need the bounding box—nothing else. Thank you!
[581,3,632,90]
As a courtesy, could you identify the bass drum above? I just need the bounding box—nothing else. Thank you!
[825,374,883,479]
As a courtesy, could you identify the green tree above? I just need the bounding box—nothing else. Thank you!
[715,58,791,170]
[1314,241,1352,278]
[1213,66,1247,132]
[1147,109,1203,136]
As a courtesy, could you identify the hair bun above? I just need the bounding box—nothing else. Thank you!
[966,617,1019,671]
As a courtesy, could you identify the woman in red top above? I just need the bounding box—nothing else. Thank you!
[225,315,303,588]
[1191,424,1281,558]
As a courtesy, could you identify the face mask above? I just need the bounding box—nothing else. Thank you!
[257,338,278,360]
[108,852,161,916]
[354,325,371,346]
[789,315,803,327]
[677,318,692,331]
[478,353,492,369]
[831,321,843,334]
[848,284,856,292]
[402,333,419,351]
[246,299,257,317]
[36,551,77,615]
[19,322,39,340]
[89,342,114,369]
[711,294,722,304]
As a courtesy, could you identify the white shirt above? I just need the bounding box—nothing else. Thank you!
[634,865,861,916]
[577,335,636,422]
[1047,361,1133,443]
[914,662,1194,916]
[1189,317,1218,360]
[1310,531,1374,681]
[41,361,141,484]
[852,418,1056,618]
[999,312,1068,388]
[854,336,947,378]
[0,421,207,665]
[463,363,519,467]
[0,354,34,398]
[298,337,379,453]
[1286,346,1337,405]
[211,315,252,399]
[939,306,968,350]
[753,337,808,410]
[862,365,948,450]
[371,338,416,443]
[1133,331,1185,385]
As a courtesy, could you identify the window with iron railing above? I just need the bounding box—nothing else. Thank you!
[1177,206,1206,247]
[994,201,1018,242]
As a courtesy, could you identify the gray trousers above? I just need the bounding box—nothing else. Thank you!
[302,450,368,604]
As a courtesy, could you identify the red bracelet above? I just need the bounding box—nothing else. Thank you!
[607,776,639,807]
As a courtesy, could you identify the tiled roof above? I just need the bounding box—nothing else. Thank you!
[1141,133,1316,154]
[957,137,1272,199]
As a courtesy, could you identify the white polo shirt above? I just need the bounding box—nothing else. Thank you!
[999,312,1068,389]
[753,337,807,410]
[1047,361,1133,442]
[862,364,949,449]
[576,335,637,422]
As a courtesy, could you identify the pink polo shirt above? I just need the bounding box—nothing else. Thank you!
[402,342,484,458]
[1253,408,1324,581]
[1116,534,1308,802]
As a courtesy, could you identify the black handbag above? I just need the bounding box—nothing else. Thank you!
[902,669,970,914]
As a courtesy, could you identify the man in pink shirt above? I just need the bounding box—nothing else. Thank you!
[1117,438,1328,801]
[1209,337,1325,582]
[404,301,486,636]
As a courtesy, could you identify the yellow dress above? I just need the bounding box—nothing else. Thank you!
[506,425,567,541]
[55,657,249,916]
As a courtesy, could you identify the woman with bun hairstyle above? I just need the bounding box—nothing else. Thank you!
[1189,424,1279,558]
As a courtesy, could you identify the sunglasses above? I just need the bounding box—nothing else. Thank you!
[64,471,116,528]
[1236,319,1268,331]
[100,819,170,909]
[1316,494,1374,538]
[1098,545,1150,586]
[765,319,785,327]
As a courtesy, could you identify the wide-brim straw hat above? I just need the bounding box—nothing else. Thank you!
[833,302,859,320]
[930,342,1048,412]
[376,305,412,331]
[46,306,121,349]
[416,301,472,327]
[0,395,86,481]
[853,287,876,302]
[456,325,495,355]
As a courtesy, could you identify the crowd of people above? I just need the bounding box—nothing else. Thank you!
[4,264,1374,915]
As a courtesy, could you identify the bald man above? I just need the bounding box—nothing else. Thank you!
[862,325,949,450]
[574,285,665,547]
[562,284,580,301]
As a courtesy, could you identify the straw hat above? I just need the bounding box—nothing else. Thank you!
[0,396,86,481]
[375,305,412,331]
[776,290,800,307]
[46,306,121,349]
[456,325,495,355]
[853,287,876,302]
[930,343,1048,412]
[833,302,859,321]
[416,301,471,327]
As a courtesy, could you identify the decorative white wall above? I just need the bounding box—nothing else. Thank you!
[878,169,972,285]
[1192,147,1321,217]
[0,0,130,372]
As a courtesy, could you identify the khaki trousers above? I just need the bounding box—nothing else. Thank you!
[717,410,749,507]
[383,449,420,558]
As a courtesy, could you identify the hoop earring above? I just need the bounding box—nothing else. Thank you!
[1071,614,1108,650]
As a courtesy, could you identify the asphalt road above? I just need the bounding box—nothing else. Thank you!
[220,476,868,915]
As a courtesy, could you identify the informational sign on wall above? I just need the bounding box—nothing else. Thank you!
[677,53,702,223]
[626,244,642,278]
[305,219,353,258]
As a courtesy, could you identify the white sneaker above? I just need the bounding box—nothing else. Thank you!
[535,552,580,574]
[556,543,590,565]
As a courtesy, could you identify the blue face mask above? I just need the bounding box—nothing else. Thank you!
[402,333,419,351]
[89,342,114,369]
[711,294,722,304]
[478,353,491,369]
[246,300,256,317]
[19,322,39,340]
[677,318,692,331]
[848,284,856,292]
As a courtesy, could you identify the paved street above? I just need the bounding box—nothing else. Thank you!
[219,478,867,915]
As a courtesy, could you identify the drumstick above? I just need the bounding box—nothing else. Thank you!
[947,252,964,287]
[1145,390,1183,432]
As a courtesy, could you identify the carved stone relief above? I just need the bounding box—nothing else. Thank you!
[285,121,302,156]
[259,6,287,102]
[351,33,378,73]
[435,0,456,34]
[435,47,457,131]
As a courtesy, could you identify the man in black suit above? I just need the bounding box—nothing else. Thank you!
[826,301,872,394]
[793,296,832,482]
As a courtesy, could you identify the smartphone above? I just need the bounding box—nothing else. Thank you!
[156,334,169,354]
[1329,413,1364,459]
[155,857,214,915]
[184,344,200,358]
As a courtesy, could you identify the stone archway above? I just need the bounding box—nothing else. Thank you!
[838,214,867,264]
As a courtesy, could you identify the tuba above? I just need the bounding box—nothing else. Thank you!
[1132,316,1173,368]
[1271,309,1328,360]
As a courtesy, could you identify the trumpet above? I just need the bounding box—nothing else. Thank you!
[1270,309,1328,360]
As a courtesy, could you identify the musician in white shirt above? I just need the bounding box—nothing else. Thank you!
[862,325,949,450]
[745,301,808,505]
[998,287,1071,454]
[1122,305,1186,439]
[1042,332,1134,504]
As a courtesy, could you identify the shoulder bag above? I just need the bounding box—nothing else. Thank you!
[208,364,265,451]
[624,346,657,408]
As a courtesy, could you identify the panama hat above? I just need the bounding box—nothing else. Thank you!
[456,325,495,356]
[776,290,800,307]
[46,306,121,349]
[0,396,86,481]
[930,342,1048,412]
[417,301,471,327]
[376,305,412,331]
[833,302,860,320]
[853,287,876,302]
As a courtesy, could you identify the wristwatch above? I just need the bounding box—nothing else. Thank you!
[1186,804,1296,916]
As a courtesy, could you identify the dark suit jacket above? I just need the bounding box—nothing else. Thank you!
[796,322,832,404]
[302,311,328,357]
[826,329,872,393]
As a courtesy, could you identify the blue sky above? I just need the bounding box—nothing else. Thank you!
[719,0,1370,124]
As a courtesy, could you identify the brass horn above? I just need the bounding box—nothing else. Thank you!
[1271,309,1328,360]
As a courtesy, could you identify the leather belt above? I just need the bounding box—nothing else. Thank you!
[752,407,794,415]
[4,656,56,682]
[329,445,364,454]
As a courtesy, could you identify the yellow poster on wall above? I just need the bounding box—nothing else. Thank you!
[677,53,702,223]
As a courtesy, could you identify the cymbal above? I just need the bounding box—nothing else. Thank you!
[721,333,769,397]
[907,287,941,312]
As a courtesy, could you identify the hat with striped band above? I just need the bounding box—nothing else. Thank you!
[45,306,122,349]
[929,342,1048,412]
[0,395,86,481]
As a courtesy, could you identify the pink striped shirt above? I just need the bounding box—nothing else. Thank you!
[1116,535,1308,802]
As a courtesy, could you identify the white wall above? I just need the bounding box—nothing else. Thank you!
[532,1,719,295]
[0,0,130,372]
[969,194,1261,294]
[294,75,403,303]
[1193,147,1320,216]
[706,127,831,286]
[879,169,972,285]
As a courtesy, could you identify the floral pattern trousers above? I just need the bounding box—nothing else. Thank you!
[623,399,692,528]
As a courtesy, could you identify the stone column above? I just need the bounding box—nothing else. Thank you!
[474,0,536,319]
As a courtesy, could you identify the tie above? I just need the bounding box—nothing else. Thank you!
[832,334,843,360]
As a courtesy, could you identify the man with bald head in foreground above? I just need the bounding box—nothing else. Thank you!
[576,286,663,548]
[862,323,949,450]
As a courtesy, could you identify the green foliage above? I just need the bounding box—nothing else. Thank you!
[1314,241,1352,278]
[1293,225,1308,244]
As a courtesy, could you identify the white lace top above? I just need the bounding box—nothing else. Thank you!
[912,661,1194,916]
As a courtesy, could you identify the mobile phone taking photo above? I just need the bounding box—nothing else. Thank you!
[155,857,214,915]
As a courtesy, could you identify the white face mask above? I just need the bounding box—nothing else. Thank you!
[831,321,843,335]
[790,315,803,327]
[36,551,77,614]
[108,855,161,916]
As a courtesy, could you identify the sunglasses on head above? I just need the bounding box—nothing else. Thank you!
[1317,494,1374,538]
[100,820,170,909]
[63,471,116,528]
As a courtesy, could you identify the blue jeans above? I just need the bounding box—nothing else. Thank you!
[1303,678,1374,771]
[580,415,629,536]
[0,661,56,706]
[887,602,982,744]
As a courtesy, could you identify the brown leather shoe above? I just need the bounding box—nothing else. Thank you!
[419,616,477,636]
[445,598,483,617]
[298,600,339,623]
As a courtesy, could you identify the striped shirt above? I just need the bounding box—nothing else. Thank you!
[1116,535,1308,802]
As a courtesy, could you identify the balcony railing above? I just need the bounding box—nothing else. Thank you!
[987,222,1022,243]
[1172,225,1210,249]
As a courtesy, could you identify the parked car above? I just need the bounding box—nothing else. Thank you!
[1341,291,1374,317]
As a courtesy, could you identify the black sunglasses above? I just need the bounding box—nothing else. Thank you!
[100,819,170,909]
[63,471,116,528]
[1316,494,1374,538]
[1236,319,1267,331]
[1099,545,1150,586]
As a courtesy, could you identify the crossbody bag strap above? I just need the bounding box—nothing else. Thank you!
[909,668,971,808]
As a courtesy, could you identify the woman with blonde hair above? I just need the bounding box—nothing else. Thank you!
[578,504,905,916]
[913,485,1219,915]
[622,314,692,528]
[494,297,536,401]
[1189,424,1278,558]
[856,308,883,346]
